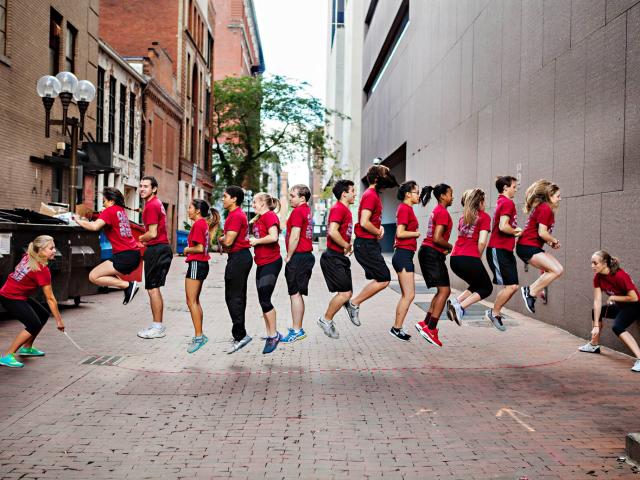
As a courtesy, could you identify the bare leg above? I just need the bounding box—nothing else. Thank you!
[429,286,451,320]
[395,270,415,329]
[351,280,390,306]
[325,291,352,322]
[493,284,519,316]
[185,278,204,336]
[4,330,32,355]
[456,290,473,304]
[147,288,164,323]
[619,331,640,358]
[290,294,305,330]
[263,309,277,337]
[89,261,129,289]
[527,253,564,297]
[460,292,481,310]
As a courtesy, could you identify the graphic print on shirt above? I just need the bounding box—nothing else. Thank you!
[305,211,313,240]
[10,256,30,282]
[458,217,477,238]
[117,210,134,238]
[426,211,435,238]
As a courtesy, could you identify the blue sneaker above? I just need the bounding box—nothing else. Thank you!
[262,333,281,354]
[280,328,307,343]
[187,335,209,354]
[0,353,24,368]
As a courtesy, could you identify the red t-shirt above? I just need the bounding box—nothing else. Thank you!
[327,201,353,253]
[0,255,52,300]
[98,205,139,254]
[593,268,639,298]
[186,218,210,262]
[394,203,419,251]
[355,188,382,239]
[451,211,492,258]
[252,210,281,266]
[224,207,250,253]
[488,195,518,251]
[421,204,453,254]
[286,203,313,253]
[142,196,169,246]
[518,202,555,248]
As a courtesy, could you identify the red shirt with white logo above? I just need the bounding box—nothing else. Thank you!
[286,203,313,253]
[224,207,250,253]
[451,211,492,258]
[327,201,353,253]
[142,196,169,246]
[518,202,555,248]
[394,203,419,251]
[98,205,139,254]
[186,218,210,262]
[593,268,639,298]
[252,210,281,266]
[0,255,52,300]
[421,204,453,254]
[355,188,382,239]
[488,195,518,251]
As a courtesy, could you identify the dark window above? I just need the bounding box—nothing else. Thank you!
[49,8,62,74]
[207,33,213,66]
[128,92,135,159]
[108,76,116,147]
[96,67,105,141]
[205,88,211,125]
[330,0,345,48]
[1,0,7,57]
[119,84,126,155]
[52,167,64,203]
[64,22,76,72]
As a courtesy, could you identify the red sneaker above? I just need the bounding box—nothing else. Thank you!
[415,320,427,332]
[419,327,442,347]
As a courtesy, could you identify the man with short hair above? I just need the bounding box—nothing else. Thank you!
[137,176,173,339]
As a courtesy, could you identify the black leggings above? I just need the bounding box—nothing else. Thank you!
[594,303,640,336]
[450,256,493,300]
[0,296,50,336]
[256,257,282,313]
[225,249,253,341]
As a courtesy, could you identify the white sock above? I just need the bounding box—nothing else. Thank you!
[153,322,163,329]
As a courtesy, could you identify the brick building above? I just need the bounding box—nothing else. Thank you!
[0,0,99,210]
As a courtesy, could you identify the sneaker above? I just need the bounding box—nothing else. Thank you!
[280,328,307,343]
[521,286,536,314]
[579,342,601,354]
[485,309,506,332]
[419,327,442,347]
[632,359,640,372]
[123,281,139,305]
[445,299,453,322]
[447,299,463,326]
[17,347,45,356]
[343,301,361,326]
[137,325,167,339]
[227,335,253,354]
[317,317,339,339]
[540,286,548,304]
[187,335,209,354]
[415,320,427,332]
[389,327,411,342]
[262,333,281,354]
[0,353,24,368]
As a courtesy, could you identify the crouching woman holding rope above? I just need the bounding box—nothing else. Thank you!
[0,235,65,368]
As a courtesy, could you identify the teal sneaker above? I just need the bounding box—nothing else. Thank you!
[18,347,45,357]
[187,335,209,354]
[0,354,24,368]
[280,328,307,343]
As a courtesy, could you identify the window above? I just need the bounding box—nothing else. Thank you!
[64,23,76,72]
[128,92,135,159]
[330,0,345,48]
[49,8,62,74]
[108,76,116,147]
[96,67,105,141]
[207,33,213,66]
[119,84,126,155]
[1,0,7,57]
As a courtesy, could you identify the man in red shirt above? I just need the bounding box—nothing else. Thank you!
[137,176,173,340]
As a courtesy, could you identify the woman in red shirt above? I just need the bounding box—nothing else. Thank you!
[249,192,283,354]
[76,187,141,305]
[515,180,564,314]
[579,251,640,372]
[0,235,65,368]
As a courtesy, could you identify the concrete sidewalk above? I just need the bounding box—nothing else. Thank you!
[0,253,638,479]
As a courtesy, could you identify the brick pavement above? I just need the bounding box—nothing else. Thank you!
[0,252,639,479]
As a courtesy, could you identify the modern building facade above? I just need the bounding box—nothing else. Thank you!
[358,0,640,349]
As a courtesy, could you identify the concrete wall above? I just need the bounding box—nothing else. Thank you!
[360,0,640,352]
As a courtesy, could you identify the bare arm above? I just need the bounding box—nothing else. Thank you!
[499,215,522,236]
[592,287,603,329]
[139,224,158,243]
[433,224,452,253]
[286,227,301,261]
[328,221,352,254]
[183,242,205,255]
[359,209,383,237]
[250,225,279,246]
[609,289,639,304]
[219,230,239,248]
[477,230,489,256]
[538,224,560,248]
[396,224,421,239]
[42,284,64,331]
[75,218,106,232]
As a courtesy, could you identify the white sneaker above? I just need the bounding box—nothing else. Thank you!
[137,325,166,339]
[632,359,640,372]
[578,342,600,354]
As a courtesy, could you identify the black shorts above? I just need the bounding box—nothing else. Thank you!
[596,302,640,336]
[486,247,519,285]
[186,260,209,281]
[143,244,173,289]
[392,248,415,273]
[285,252,315,295]
[320,249,353,293]
[418,245,450,288]
[111,249,141,275]
[353,237,391,282]
[516,244,545,264]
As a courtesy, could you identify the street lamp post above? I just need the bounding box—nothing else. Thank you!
[37,72,96,211]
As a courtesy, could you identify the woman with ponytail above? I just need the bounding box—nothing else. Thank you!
[415,183,454,347]
[249,192,283,354]
[0,236,65,368]
[580,251,640,372]
[183,199,220,353]
[76,187,141,305]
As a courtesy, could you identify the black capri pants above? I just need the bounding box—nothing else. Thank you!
[0,296,50,336]
[449,255,493,300]
[594,302,640,336]
[225,249,253,341]
[256,257,283,313]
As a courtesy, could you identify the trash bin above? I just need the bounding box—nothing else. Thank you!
[176,230,189,255]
